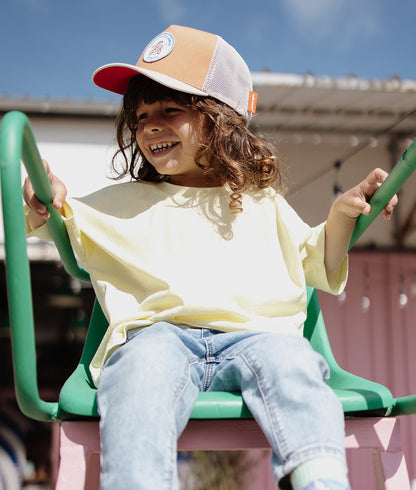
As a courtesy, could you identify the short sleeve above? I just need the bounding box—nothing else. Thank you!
[273,194,348,295]
[302,221,348,295]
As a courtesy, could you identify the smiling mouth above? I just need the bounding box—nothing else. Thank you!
[150,142,178,154]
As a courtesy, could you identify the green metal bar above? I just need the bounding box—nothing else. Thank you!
[349,138,416,249]
[8,112,89,281]
[390,395,416,416]
[0,111,90,421]
[347,137,416,415]
[0,111,59,421]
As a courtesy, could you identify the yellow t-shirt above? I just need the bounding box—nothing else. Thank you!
[29,181,348,385]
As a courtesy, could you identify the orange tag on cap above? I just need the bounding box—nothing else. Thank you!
[247,91,258,114]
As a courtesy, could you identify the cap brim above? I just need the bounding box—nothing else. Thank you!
[92,63,208,97]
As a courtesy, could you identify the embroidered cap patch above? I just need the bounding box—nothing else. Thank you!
[143,33,175,63]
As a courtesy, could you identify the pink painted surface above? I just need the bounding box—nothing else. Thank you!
[319,251,416,486]
[55,416,410,490]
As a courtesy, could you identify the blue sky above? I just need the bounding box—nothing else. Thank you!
[1,0,416,100]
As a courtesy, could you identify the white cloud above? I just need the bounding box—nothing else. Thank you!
[286,0,338,24]
[281,0,382,45]
[154,0,187,25]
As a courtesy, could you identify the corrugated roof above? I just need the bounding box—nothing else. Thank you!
[251,73,416,135]
[1,72,416,134]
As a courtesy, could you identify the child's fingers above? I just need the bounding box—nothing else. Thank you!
[359,200,372,216]
[24,160,67,217]
[49,175,67,210]
[362,168,389,196]
[362,168,398,220]
[23,177,45,214]
[382,194,398,221]
[25,192,50,219]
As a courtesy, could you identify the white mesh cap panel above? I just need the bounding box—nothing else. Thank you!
[202,36,253,118]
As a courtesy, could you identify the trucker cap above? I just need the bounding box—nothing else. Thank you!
[92,25,257,119]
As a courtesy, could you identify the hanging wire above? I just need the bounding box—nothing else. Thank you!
[290,107,416,196]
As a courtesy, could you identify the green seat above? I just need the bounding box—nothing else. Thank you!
[1,110,416,425]
[57,287,395,421]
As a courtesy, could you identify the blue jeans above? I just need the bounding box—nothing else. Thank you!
[97,322,346,489]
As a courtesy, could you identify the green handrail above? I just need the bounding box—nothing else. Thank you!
[0,111,87,421]
[0,112,56,420]
[349,137,416,249]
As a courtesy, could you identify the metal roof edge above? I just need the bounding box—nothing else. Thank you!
[0,94,121,118]
[251,72,416,93]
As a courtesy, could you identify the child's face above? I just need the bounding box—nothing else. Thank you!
[135,99,217,187]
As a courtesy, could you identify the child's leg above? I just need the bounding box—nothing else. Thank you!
[96,322,201,490]
[208,332,348,490]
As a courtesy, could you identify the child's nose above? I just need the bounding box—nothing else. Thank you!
[143,114,165,134]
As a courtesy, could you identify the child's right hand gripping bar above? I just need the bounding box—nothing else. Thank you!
[0,110,90,282]
[349,138,416,250]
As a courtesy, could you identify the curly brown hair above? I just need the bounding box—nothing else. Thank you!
[112,75,287,212]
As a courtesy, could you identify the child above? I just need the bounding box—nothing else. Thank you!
[24,25,397,490]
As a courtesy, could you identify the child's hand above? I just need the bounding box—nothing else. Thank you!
[333,167,398,222]
[325,168,398,281]
[23,160,67,227]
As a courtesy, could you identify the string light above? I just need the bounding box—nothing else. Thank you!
[361,295,371,312]
[291,107,416,196]
[312,134,322,145]
[337,290,347,304]
[349,135,359,147]
[369,137,378,148]
[361,264,370,313]
[399,273,408,309]
[333,160,343,200]
[399,291,408,309]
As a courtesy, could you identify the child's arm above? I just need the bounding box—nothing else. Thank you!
[324,168,398,281]
[23,160,67,230]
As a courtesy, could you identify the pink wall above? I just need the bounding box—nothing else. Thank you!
[319,250,416,483]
